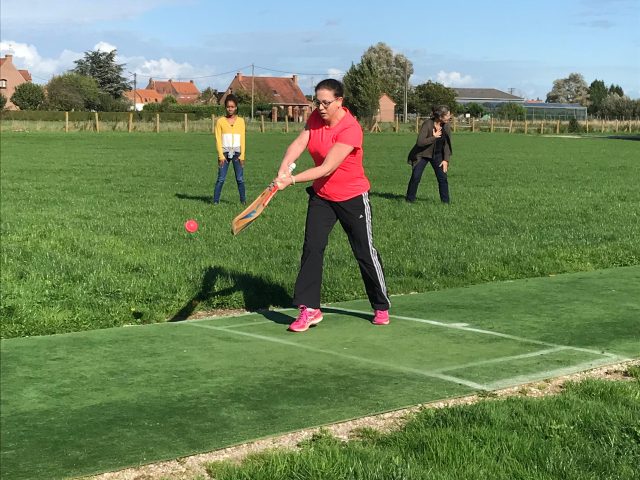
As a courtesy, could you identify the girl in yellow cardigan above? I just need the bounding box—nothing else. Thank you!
[214,94,246,204]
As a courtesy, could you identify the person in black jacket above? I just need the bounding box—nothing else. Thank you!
[405,105,452,204]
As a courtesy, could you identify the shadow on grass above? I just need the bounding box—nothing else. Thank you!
[169,266,292,322]
[369,191,406,201]
[175,193,212,203]
[323,307,372,323]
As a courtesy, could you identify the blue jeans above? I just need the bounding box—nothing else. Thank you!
[405,154,450,203]
[213,154,246,203]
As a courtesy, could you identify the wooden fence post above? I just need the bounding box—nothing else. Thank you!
[472,118,475,133]
[540,122,544,135]
[585,118,589,133]
[395,114,399,133]
[260,115,265,133]
[509,120,513,133]
[128,112,133,133]
[65,111,69,133]
[416,116,419,133]
[95,112,100,133]
[616,119,619,132]
[453,116,457,133]
[490,117,494,133]
[211,114,215,134]
[556,119,560,134]
[285,114,289,133]
[601,118,605,133]
[524,119,528,135]
[184,113,188,133]
[155,113,160,133]
[629,119,632,133]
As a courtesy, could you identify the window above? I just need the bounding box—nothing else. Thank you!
[0,79,7,88]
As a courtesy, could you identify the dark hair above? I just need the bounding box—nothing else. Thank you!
[225,94,239,107]
[315,79,344,98]
[432,105,450,120]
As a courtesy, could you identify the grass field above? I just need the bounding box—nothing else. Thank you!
[1,266,638,479]
[1,131,639,338]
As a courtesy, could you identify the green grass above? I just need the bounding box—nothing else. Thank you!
[1,132,639,338]
[207,378,640,480]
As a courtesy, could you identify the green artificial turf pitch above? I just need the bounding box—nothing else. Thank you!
[1,266,638,479]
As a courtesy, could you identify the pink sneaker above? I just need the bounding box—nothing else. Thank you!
[372,310,390,325]
[288,306,323,332]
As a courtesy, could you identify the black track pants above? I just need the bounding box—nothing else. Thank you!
[293,189,390,311]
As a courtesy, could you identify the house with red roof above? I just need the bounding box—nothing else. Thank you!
[123,89,165,111]
[146,78,200,104]
[0,54,33,110]
[221,73,311,121]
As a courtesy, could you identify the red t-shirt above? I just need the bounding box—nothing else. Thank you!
[306,108,370,202]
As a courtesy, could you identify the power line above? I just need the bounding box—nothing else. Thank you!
[254,65,345,76]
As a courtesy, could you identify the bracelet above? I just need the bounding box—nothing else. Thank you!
[290,174,296,185]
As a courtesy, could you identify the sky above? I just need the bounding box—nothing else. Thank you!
[1,0,639,100]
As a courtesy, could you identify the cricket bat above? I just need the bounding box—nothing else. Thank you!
[231,163,296,236]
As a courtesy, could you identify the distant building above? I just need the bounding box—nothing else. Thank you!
[0,54,33,110]
[123,89,165,111]
[376,94,396,122]
[455,88,586,120]
[523,101,587,120]
[146,78,200,104]
[454,88,524,110]
[222,73,311,121]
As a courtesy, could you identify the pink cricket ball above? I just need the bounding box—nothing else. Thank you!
[184,219,199,233]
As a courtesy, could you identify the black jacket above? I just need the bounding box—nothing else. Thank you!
[407,118,452,165]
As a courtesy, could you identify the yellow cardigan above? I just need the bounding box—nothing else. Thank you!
[215,116,246,161]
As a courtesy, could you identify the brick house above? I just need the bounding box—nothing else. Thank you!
[0,54,33,110]
[123,89,165,111]
[146,78,200,104]
[376,94,397,122]
[221,73,311,122]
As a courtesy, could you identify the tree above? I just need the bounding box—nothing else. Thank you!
[198,87,219,105]
[73,49,130,98]
[588,79,608,115]
[10,83,46,110]
[45,73,100,111]
[600,94,635,119]
[546,73,589,105]
[495,102,526,120]
[342,56,383,125]
[409,81,457,116]
[0,93,7,111]
[608,84,624,96]
[464,102,485,118]
[359,42,414,104]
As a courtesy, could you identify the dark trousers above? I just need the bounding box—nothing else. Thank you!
[293,189,390,311]
[406,155,449,203]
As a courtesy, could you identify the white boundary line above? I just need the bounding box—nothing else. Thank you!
[433,347,568,373]
[186,322,489,391]
[331,307,626,360]
[485,358,621,390]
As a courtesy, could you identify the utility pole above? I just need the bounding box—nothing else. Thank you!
[251,64,255,122]
[403,61,408,123]
[133,72,137,110]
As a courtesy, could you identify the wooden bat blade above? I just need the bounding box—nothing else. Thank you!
[231,163,296,236]
[231,185,277,235]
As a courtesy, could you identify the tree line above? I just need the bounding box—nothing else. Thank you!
[1,45,637,121]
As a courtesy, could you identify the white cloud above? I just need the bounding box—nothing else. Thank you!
[136,58,199,80]
[0,40,82,80]
[94,41,117,53]
[436,71,474,87]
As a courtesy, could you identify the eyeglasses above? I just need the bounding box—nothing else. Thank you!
[313,98,340,108]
